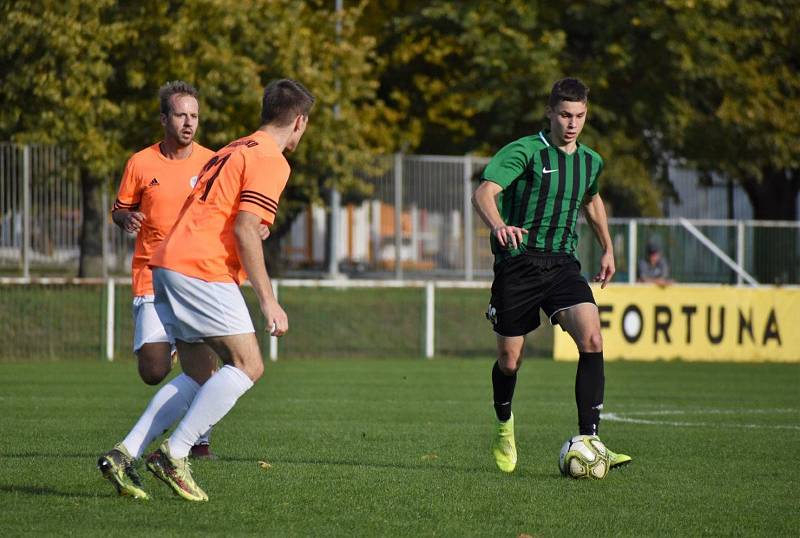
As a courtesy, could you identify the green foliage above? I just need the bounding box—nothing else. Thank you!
[0,0,399,274]
[0,0,125,178]
[0,0,397,209]
[379,0,564,153]
[2,0,798,225]
[373,0,664,215]
[554,0,800,218]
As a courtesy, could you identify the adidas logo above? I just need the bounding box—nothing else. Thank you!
[148,178,159,187]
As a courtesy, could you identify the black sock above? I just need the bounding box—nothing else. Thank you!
[576,351,604,435]
[492,361,517,422]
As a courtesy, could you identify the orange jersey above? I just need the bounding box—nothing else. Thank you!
[149,130,290,284]
[114,142,215,296]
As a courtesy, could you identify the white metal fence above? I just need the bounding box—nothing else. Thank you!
[2,143,798,284]
[1,277,544,361]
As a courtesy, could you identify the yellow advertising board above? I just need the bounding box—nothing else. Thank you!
[553,286,800,362]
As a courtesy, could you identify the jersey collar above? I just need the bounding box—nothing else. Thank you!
[539,130,582,155]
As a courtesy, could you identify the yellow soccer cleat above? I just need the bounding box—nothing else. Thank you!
[97,443,150,500]
[146,441,208,502]
[492,412,517,473]
[606,446,632,469]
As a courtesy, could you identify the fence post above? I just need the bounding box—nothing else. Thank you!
[101,185,109,278]
[22,144,31,280]
[627,219,637,284]
[736,220,745,286]
[463,154,474,280]
[269,279,279,361]
[394,153,403,280]
[410,204,419,262]
[425,281,435,359]
[327,188,341,278]
[106,278,115,361]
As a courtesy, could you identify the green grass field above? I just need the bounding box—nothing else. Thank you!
[1,358,798,537]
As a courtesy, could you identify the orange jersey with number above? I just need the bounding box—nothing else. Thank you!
[149,130,290,284]
[113,142,215,296]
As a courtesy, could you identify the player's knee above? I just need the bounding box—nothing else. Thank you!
[498,350,522,375]
[136,348,172,385]
[498,361,520,376]
[138,364,169,385]
[581,331,603,353]
[244,359,264,383]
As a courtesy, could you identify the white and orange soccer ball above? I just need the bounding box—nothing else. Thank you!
[558,435,610,479]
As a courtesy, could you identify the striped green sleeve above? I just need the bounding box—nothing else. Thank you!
[587,156,603,196]
[481,138,534,189]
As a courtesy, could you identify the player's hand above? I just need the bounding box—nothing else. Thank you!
[261,299,288,337]
[492,224,528,250]
[258,223,271,241]
[594,251,616,289]
[122,211,146,233]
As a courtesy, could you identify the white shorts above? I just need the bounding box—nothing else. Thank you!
[152,267,255,343]
[132,295,175,353]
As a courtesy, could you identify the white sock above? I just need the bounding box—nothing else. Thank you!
[168,365,254,459]
[121,373,200,458]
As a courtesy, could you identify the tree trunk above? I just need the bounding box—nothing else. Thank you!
[740,168,799,284]
[78,172,106,278]
[741,168,799,221]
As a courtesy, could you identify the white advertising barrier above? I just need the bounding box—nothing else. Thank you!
[553,285,800,362]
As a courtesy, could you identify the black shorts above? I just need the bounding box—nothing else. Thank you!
[486,253,596,337]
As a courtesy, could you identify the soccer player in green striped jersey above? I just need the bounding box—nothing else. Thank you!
[472,78,631,473]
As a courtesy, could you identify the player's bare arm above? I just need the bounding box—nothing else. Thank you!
[257,223,270,240]
[472,181,528,249]
[111,209,146,233]
[234,210,287,336]
[582,193,615,288]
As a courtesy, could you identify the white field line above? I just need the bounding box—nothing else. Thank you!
[602,409,800,431]
[610,408,798,416]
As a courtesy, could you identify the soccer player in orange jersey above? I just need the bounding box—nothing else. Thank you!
[102,83,218,488]
[113,81,215,386]
[99,79,314,502]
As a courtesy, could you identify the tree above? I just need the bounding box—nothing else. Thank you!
[0,0,126,276]
[554,0,799,220]
[0,0,398,276]
[369,0,665,216]
[552,0,799,281]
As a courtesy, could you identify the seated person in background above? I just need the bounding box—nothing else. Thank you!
[637,240,674,286]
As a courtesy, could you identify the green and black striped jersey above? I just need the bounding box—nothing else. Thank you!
[481,130,603,263]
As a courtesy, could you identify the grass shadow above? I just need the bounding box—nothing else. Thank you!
[0,483,99,499]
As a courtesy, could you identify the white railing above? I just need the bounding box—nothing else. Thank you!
[2,143,798,284]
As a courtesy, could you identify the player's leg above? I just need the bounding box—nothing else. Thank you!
[176,341,220,459]
[133,294,219,457]
[98,367,204,500]
[556,303,631,468]
[491,335,525,472]
[144,269,259,500]
[136,342,173,385]
[486,256,544,473]
[132,295,175,385]
[168,332,262,455]
[100,343,218,476]
[493,334,524,421]
[148,333,260,501]
[555,303,604,435]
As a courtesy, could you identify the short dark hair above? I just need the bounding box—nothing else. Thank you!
[548,78,589,108]
[260,79,315,127]
[158,81,199,115]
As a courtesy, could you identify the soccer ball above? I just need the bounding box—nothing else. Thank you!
[558,435,610,479]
